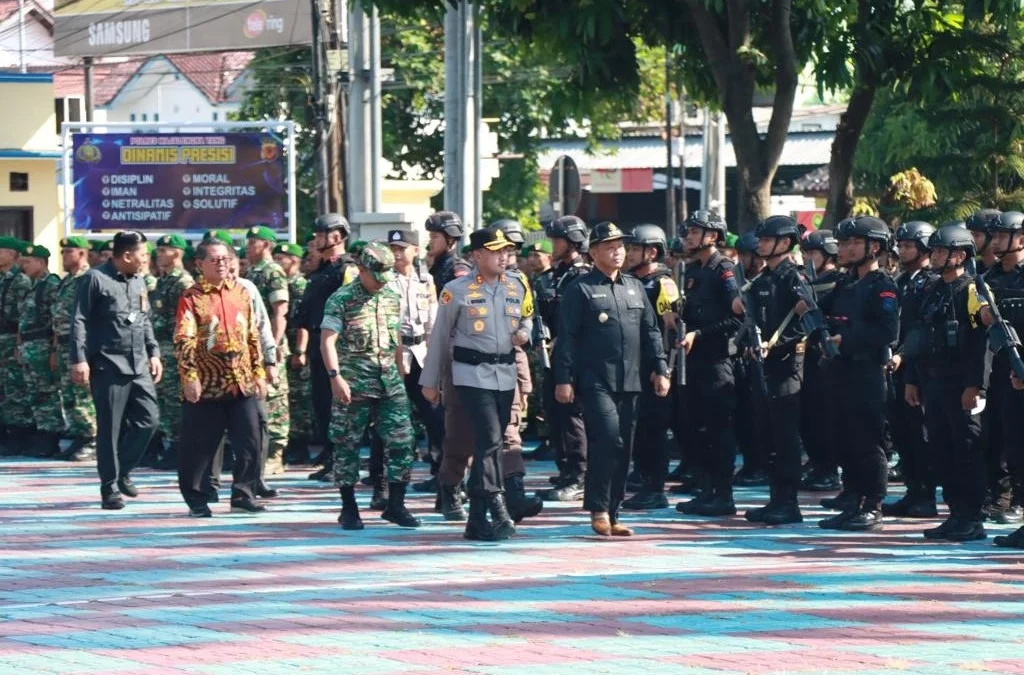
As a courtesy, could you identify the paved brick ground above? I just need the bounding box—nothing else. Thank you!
[2,456,1024,674]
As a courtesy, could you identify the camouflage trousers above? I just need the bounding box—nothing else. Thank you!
[0,334,33,427]
[266,373,289,456]
[57,343,96,439]
[156,341,183,444]
[20,340,63,433]
[286,362,312,440]
[330,393,414,487]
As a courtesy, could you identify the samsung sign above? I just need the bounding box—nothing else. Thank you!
[54,0,311,57]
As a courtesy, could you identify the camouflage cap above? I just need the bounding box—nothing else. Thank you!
[349,240,368,256]
[157,234,188,250]
[22,243,50,259]
[60,236,91,250]
[273,242,303,257]
[359,241,396,282]
[203,229,235,247]
[245,225,278,243]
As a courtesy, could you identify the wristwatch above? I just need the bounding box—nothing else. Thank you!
[294,350,306,356]
[327,369,340,378]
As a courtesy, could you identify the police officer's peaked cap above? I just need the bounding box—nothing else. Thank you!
[386,230,418,247]
[489,219,525,244]
[928,224,976,255]
[23,244,50,259]
[245,225,278,243]
[425,211,464,238]
[683,209,727,239]
[627,224,667,250]
[314,213,350,236]
[203,230,235,247]
[736,231,759,254]
[547,215,588,243]
[589,221,627,246]
[895,221,936,249]
[966,208,1001,233]
[469,227,516,252]
[802,229,839,256]
[157,234,188,251]
[274,242,304,257]
[60,236,91,251]
[990,211,1024,233]
[755,215,800,240]
[836,216,890,243]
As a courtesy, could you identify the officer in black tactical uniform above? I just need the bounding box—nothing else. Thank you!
[967,209,1001,275]
[799,228,844,492]
[673,211,742,518]
[537,215,590,502]
[739,216,812,526]
[732,231,767,487]
[903,224,991,542]
[292,214,360,481]
[980,211,1024,528]
[882,221,938,519]
[815,217,900,532]
[426,211,465,295]
[619,224,679,511]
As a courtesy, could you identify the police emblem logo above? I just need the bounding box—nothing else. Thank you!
[251,226,259,234]
[473,319,486,332]
[391,232,401,241]
[598,312,608,323]
[25,246,33,255]
[439,289,453,305]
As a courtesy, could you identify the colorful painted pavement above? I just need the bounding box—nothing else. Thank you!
[2,456,1024,674]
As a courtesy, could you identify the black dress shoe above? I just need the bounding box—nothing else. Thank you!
[230,497,267,513]
[688,494,737,517]
[835,509,883,532]
[905,499,938,519]
[622,490,669,511]
[881,494,913,517]
[117,476,139,498]
[924,517,956,540]
[255,482,279,499]
[504,475,543,523]
[993,526,1024,548]
[188,505,212,518]
[676,492,712,514]
[820,491,859,512]
[801,471,840,492]
[744,503,773,523]
[819,509,857,529]
[944,518,987,542]
[761,502,803,525]
[101,492,125,510]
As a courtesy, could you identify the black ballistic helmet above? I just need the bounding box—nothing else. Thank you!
[989,211,1024,233]
[755,215,801,247]
[547,215,588,244]
[425,211,465,239]
[965,209,1001,234]
[489,218,525,245]
[736,231,759,254]
[314,213,351,236]
[895,221,936,250]
[836,216,890,243]
[928,224,976,256]
[682,209,728,241]
[801,229,839,256]
[627,224,668,252]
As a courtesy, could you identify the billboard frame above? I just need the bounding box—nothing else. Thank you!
[61,120,297,243]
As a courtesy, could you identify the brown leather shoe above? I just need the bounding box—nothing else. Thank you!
[590,512,612,536]
[610,523,634,537]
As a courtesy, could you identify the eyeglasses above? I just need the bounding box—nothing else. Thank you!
[204,257,231,266]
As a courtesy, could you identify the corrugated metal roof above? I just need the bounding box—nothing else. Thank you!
[537,131,834,171]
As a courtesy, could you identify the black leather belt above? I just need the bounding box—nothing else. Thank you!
[401,335,426,346]
[452,346,515,365]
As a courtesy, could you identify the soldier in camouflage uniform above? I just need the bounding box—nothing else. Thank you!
[245,226,290,475]
[524,240,555,449]
[320,242,419,531]
[151,234,194,469]
[274,242,312,462]
[53,237,97,461]
[0,238,35,455]
[17,245,62,457]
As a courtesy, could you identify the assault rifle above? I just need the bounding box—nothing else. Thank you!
[969,257,1024,381]
[675,260,687,386]
[734,263,768,397]
[533,310,552,370]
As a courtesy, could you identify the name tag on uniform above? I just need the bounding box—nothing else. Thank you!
[591,293,608,299]
[468,297,487,305]
[127,312,138,324]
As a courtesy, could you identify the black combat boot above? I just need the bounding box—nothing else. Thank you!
[464,497,498,541]
[761,500,803,525]
[504,474,542,523]
[370,475,388,511]
[994,525,1024,548]
[820,490,860,512]
[337,486,364,530]
[942,517,987,542]
[411,475,438,494]
[881,485,918,517]
[744,484,778,523]
[381,483,420,528]
[676,475,714,514]
[688,486,737,517]
[622,485,669,510]
[440,483,467,521]
[836,499,884,531]
[488,493,516,540]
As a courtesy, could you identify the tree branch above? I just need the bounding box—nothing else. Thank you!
[727,0,750,52]
[763,0,798,173]
[683,0,733,96]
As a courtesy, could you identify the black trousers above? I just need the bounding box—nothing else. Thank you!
[685,357,737,490]
[833,360,888,507]
[308,334,332,449]
[888,368,933,493]
[801,351,838,475]
[90,369,159,495]
[998,365,1024,506]
[920,370,985,521]
[982,363,1012,510]
[758,393,803,500]
[454,386,513,498]
[580,386,638,519]
[732,359,763,473]
[405,360,445,472]
[631,379,673,490]
[544,376,587,481]
[179,395,261,508]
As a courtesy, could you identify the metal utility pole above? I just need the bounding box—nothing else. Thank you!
[348,3,380,216]
[84,57,94,121]
[701,107,725,213]
[664,47,675,230]
[443,2,479,230]
[311,0,330,214]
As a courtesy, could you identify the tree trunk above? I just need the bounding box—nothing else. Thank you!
[822,83,877,229]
